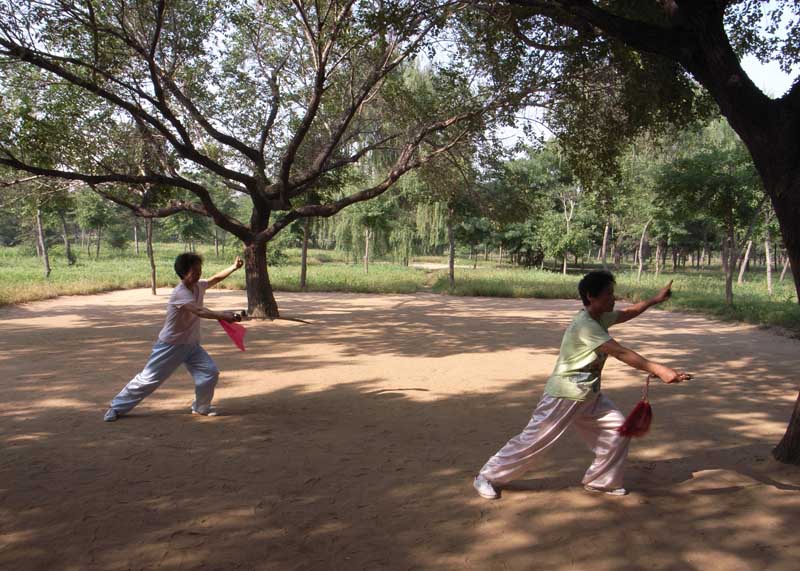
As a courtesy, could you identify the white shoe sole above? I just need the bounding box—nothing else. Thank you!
[584,485,627,496]
[192,410,219,417]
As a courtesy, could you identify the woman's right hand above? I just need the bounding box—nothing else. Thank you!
[658,366,692,384]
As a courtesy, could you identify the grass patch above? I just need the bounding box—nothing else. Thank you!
[432,266,800,332]
[0,245,428,305]
[2,245,798,334]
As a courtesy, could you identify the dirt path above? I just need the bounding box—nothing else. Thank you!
[1,288,799,570]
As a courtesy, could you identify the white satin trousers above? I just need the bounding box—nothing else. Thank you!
[479,393,630,490]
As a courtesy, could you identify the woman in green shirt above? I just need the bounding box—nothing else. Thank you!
[474,270,691,499]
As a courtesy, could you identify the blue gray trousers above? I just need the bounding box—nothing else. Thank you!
[110,341,219,415]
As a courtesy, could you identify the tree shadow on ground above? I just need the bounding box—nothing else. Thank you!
[1,290,799,571]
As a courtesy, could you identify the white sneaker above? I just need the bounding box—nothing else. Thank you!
[474,475,500,499]
[103,408,119,422]
[584,484,627,496]
[192,407,219,417]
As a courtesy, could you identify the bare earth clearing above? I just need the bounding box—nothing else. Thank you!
[1,288,799,571]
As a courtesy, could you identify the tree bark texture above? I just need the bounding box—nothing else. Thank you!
[244,241,279,319]
[773,391,800,465]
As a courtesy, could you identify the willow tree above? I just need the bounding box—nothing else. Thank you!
[0,0,523,317]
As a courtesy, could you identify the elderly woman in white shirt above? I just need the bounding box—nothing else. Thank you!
[103,253,243,422]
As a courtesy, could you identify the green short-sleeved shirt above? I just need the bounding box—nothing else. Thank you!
[543,309,619,401]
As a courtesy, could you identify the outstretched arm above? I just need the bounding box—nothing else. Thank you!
[207,256,244,288]
[183,305,239,323]
[598,338,690,384]
[614,280,673,325]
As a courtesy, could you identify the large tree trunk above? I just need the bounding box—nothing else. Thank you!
[773,391,800,465]
[300,218,310,291]
[146,218,157,295]
[244,241,279,319]
[447,219,455,288]
[36,208,51,279]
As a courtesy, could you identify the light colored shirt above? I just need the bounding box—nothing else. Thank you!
[543,309,619,401]
[157,279,209,345]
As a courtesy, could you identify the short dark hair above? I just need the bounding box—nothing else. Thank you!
[174,252,203,278]
[578,270,615,306]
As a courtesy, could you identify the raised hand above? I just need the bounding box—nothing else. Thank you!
[653,280,673,304]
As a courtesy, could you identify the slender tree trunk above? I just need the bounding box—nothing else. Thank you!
[725,225,735,305]
[447,219,455,288]
[737,240,753,284]
[600,221,610,270]
[637,219,652,284]
[773,392,800,464]
[300,218,310,291]
[146,218,157,295]
[214,229,219,257]
[59,210,75,265]
[562,255,567,275]
[363,227,370,274]
[780,256,790,282]
[472,245,477,269]
[95,227,102,259]
[133,220,140,255]
[36,208,51,278]
[721,236,729,275]
[654,241,662,277]
[765,214,773,295]
[244,240,279,319]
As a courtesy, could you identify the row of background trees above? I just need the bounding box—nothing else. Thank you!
[4,118,790,305]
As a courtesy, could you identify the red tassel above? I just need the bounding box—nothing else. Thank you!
[618,375,653,437]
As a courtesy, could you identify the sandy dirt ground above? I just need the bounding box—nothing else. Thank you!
[1,287,799,571]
